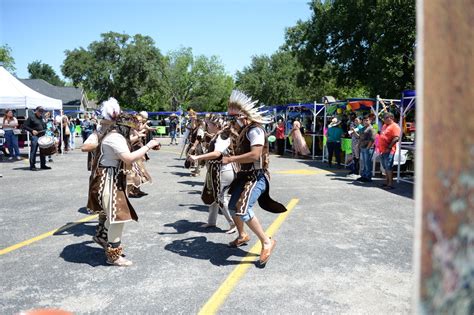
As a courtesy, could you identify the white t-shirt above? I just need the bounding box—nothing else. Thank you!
[197,127,205,139]
[100,132,130,167]
[84,132,98,146]
[246,126,265,170]
[214,135,232,171]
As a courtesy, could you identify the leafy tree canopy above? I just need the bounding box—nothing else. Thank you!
[62,32,233,112]
[28,60,65,86]
[0,44,16,72]
[284,0,416,99]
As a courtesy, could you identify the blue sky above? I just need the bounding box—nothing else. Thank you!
[0,0,312,80]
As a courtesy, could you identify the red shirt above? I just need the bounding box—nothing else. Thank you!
[379,123,401,154]
[276,124,285,139]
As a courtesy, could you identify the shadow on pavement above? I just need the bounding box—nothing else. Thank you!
[12,166,35,171]
[164,236,258,266]
[179,203,208,212]
[158,220,226,235]
[77,207,89,214]
[59,240,108,267]
[178,189,201,195]
[54,221,96,237]
[178,180,203,187]
[171,172,191,177]
[327,174,414,199]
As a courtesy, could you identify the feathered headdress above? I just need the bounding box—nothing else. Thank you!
[116,113,139,129]
[228,90,271,124]
[205,114,224,128]
[100,97,121,121]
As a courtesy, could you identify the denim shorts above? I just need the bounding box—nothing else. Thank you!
[228,173,267,222]
[380,152,395,171]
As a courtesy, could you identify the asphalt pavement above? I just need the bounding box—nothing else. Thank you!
[0,138,415,314]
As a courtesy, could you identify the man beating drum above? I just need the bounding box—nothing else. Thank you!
[23,106,52,171]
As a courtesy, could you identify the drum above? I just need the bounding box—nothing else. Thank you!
[38,135,57,155]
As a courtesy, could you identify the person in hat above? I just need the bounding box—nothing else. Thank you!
[86,111,161,267]
[169,113,179,145]
[327,117,343,168]
[23,106,51,171]
[222,90,287,266]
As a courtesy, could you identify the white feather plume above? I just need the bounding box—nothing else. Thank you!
[101,97,121,121]
[228,90,271,124]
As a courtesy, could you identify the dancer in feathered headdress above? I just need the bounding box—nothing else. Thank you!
[227,90,272,124]
[184,111,206,176]
[189,113,239,234]
[222,90,286,266]
[127,110,154,198]
[86,98,160,267]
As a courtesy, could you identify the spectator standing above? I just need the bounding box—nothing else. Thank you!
[23,106,51,170]
[379,112,401,189]
[43,111,56,162]
[275,119,285,155]
[348,117,363,175]
[326,117,343,168]
[169,113,178,145]
[2,109,21,160]
[68,116,76,150]
[81,113,93,143]
[290,119,310,158]
[357,115,376,182]
[58,116,70,154]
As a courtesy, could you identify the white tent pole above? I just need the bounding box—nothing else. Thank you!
[284,106,288,154]
[397,92,404,183]
[373,95,380,177]
[322,100,327,163]
[26,104,30,161]
[312,102,316,160]
[60,110,63,155]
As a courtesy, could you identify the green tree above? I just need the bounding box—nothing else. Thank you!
[284,0,415,98]
[27,60,65,86]
[62,32,166,111]
[162,47,233,112]
[235,50,309,105]
[0,44,16,72]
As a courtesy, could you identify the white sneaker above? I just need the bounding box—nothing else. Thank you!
[8,157,13,160]
[16,156,22,160]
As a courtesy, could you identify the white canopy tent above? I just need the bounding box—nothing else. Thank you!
[0,66,62,110]
[0,66,63,159]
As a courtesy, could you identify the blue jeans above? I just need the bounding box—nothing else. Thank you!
[4,130,20,157]
[228,172,267,222]
[380,152,395,172]
[169,130,177,143]
[360,148,374,179]
[29,135,46,168]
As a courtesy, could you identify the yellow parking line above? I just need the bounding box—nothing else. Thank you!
[0,214,98,256]
[198,198,299,315]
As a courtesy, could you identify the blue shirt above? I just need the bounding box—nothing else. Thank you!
[327,126,343,143]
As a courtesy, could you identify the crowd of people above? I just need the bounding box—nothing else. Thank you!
[73,91,287,267]
[0,91,402,266]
